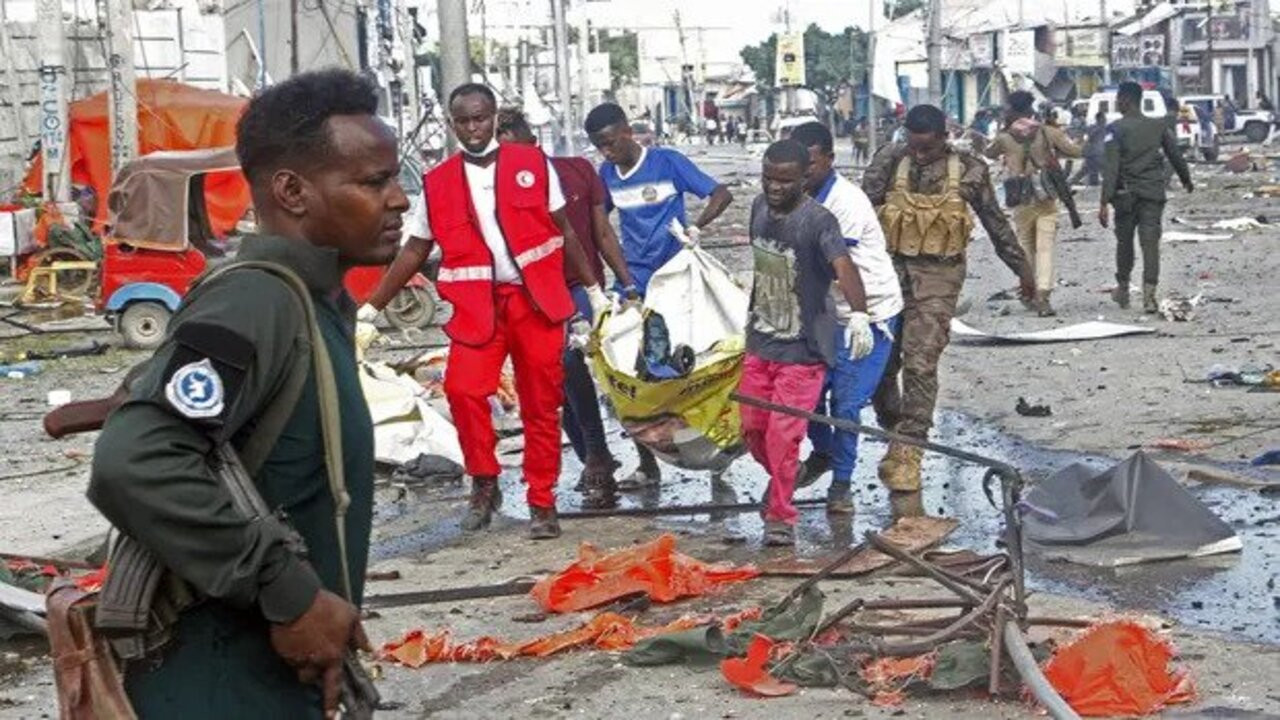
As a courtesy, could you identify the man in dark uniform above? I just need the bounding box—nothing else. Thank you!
[863,104,1034,493]
[1099,81,1193,314]
[87,69,406,718]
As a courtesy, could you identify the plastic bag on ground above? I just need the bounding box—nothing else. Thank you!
[529,533,759,613]
[359,362,463,466]
[1043,620,1195,716]
[593,243,749,471]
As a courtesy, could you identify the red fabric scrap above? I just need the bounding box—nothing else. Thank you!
[1043,621,1195,717]
[719,634,797,697]
[530,533,759,613]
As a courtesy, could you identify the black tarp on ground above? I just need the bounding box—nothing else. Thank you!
[1024,452,1242,567]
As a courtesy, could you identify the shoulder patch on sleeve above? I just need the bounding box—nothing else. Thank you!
[165,359,226,418]
[159,322,254,424]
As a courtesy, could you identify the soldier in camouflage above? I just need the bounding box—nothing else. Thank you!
[862,104,1034,492]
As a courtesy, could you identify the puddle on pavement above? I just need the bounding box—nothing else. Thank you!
[371,406,1280,644]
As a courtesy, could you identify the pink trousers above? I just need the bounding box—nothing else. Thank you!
[737,353,827,525]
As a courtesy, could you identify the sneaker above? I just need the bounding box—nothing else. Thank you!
[795,452,832,489]
[617,466,661,492]
[763,521,795,546]
[528,506,562,540]
[825,482,855,515]
[461,476,501,531]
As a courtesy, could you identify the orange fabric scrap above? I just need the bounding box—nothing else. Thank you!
[380,612,706,668]
[530,533,760,613]
[719,634,797,697]
[860,653,936,707]
[1043,621,1195,717]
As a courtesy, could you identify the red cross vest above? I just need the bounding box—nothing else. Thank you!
[424,144,574,346]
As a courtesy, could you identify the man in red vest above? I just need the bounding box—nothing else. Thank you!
[364,84,606,539]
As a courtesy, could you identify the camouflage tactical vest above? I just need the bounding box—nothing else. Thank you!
[878,154,974,258]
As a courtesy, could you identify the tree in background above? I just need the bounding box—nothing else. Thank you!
[739,24,867,106]
[889,0,924,19]
[599,30,639,90]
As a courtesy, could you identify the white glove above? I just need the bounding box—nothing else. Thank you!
[354,321,380,360]
[585,284,609,322]
[685,224,702,246]
[356,303,380,323]
[844,312,875,361]
[567,314,592,351]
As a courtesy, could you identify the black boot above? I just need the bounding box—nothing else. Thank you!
[528,506,562,540]
[461,476,501,531]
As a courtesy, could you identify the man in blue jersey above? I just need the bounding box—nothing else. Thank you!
[585,102,734,489]
[789,122,903,514]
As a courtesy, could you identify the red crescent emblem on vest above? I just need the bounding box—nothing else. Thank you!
[516,170,535,188]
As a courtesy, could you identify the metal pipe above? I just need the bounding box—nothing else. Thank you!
[1003,623,1081,720]
[558,497,827,520]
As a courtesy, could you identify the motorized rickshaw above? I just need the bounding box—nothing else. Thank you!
[101,147,435,349]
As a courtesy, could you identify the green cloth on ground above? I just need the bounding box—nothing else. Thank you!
[622,625,727,666]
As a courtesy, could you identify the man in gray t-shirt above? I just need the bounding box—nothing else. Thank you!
[738,140,875,546]
[746,193,845,365]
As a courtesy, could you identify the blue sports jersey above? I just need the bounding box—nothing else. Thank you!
[600,147,719,292]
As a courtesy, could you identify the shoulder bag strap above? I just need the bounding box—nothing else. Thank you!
[193,260,354,603]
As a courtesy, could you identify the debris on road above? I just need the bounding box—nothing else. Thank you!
[1158,293,1204,322]
[0,361,42,379]
[1043,621,1195,716]
[1024,452,1242,567]
[951,319,1155,344]
[758,516,958,578]
[1163,231,1235,243]
[530,533,760,613]
[1015,397,1052,417]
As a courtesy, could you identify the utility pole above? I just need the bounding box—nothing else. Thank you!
[36,0,69,202]
[866,0,878,163]
[551,0,574,154]
[102,0,138,179]
[289,0,299,75]
[1100,0,1111,86]
[927,0,943,106]
[577,9,592,117]
[437,0,469,151]
[2,0,30,171]
[1204,0,1216,95]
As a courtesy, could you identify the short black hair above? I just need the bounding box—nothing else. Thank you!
[904,105,947,137]
[497,108,536,142]
[1117,81,1143,105]
[448,83,497,110]
[763,139,810,169]
[236,68,379,185]
[585,103,627,134]
[790,121,834,156]
[1009,90,1035,115]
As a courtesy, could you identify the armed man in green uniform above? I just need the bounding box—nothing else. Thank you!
[87,69,407,718]
[1099,81,1193,314]
[863,104,1034,493]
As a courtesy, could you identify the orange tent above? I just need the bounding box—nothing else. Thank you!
[22,79,249,234]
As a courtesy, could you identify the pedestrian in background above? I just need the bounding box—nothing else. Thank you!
[1099,81,1193,314]
[1070,112,1107,187]
[984,90,1082,317]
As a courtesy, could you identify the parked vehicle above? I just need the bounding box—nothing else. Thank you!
[102,148,436,349]
[1179,94,1274,143]
[630,120,658,147]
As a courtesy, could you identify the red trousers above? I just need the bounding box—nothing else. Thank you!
[738,353,827,525]
[444,285,566,508]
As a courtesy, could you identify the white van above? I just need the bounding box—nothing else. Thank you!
[1085,89,1206,160]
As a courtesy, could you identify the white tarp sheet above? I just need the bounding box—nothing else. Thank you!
[360,362,463,466]
[950,319,1156,343]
